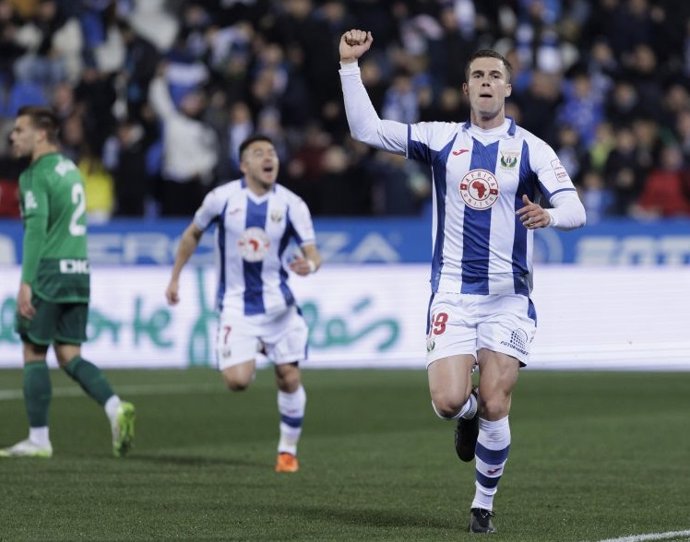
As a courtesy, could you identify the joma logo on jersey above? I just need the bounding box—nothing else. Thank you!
[238,227,270,262]
[459,169,499,210]
[59,259,89,274]
[499,151,519,169]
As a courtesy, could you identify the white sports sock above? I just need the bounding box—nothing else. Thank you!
[277,386,306,455]
[431,392,477,420]
[29,426,50,447]
[472,416,511,511]
[104,395,122,424]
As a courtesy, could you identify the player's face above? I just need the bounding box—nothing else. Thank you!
[240,140,279,191]
[463,57,512,123]
[10,115,38,158]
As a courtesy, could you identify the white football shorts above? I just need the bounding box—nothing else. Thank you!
[216,305,309,370]
[425,292,537,367]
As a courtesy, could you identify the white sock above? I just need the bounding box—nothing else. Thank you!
[104,395,122,424]
[460,393,478,419]
[472,416,511,511]
[277,386,306,455]
[29,426,50,447]
[431,392,477,420]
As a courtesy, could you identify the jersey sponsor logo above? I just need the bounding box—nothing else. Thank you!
[238,227,270,262]
[499,151,519,169]
[452,148,470,156]
[24,191,38,210]
[59,259,90,274]
[459,169,499,210]
[551,159,569,182]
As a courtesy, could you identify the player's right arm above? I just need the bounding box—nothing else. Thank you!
[165,222,203,305]
[166,186,226,305]
[338,29,408,155]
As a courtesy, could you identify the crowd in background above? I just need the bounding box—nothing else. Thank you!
[0,0,690,222]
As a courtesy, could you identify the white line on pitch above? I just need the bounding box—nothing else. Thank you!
[592,530,690,542]
[0,382,222,401]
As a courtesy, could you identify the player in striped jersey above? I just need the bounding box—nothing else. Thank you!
[165,135,321,473]
[339,30,586,533]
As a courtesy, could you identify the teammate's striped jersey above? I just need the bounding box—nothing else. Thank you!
[193,179,316,316]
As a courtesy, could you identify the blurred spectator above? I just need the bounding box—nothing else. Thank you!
[579,169,613,224]
[13,0,82,86]
[554,124,588,184]
[604,125,645,216]
[102,116,155,217]
[80,150,114,224]
[148,68,218,216]
[633,144,690,218]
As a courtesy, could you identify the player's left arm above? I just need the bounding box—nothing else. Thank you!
[517,140,586,230]
[290,243,321,276]
[287,198,321,276]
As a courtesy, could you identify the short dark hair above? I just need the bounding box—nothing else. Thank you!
[17,106,60,144]
[465,50,513,83]
[239,134,274,159]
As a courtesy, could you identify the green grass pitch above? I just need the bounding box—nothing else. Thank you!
[1,368,689,541]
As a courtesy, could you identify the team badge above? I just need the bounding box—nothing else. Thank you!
[459,169,499,210]
[238,227,270,262]
[426,337,436,352]
[270,209,283,223]
[499,151,519,169]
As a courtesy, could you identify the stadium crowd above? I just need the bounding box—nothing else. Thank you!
[0,0,690,222]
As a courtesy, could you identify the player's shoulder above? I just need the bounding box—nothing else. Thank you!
[414,121,462,140]
[207,178,243,200]
[512,123,551,150]
[273,183,307,206]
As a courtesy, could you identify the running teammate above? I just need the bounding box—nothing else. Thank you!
[165,134,321,473]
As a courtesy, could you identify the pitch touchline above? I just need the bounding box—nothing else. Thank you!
[0,383,222,401]
[592,530,690,542]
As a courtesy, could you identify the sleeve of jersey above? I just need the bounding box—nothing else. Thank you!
[20,179,49,284]
[193,188,222,231]
[339,62,409,155]
[289,199,316,246]
[547,191,587,230]
[530,140,586,230]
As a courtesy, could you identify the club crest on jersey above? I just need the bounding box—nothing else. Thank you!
[270,209,283,223]
[499,151,519,169]
[238,227,270,262]
[459,169,499,210]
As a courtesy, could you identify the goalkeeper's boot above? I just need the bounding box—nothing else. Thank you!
[112,401,136,457]
[0,438,52,458]
[455,387,479,462]
[275,452,299,473]
[468,508,496,534]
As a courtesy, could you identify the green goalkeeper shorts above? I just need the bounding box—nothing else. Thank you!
[15,296,88,346]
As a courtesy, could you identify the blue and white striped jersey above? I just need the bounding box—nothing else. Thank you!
[193,179,316,316]
[340,64,583,296]
[410,118,578,295]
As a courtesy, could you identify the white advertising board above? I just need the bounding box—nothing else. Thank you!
[0,265,688,370]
